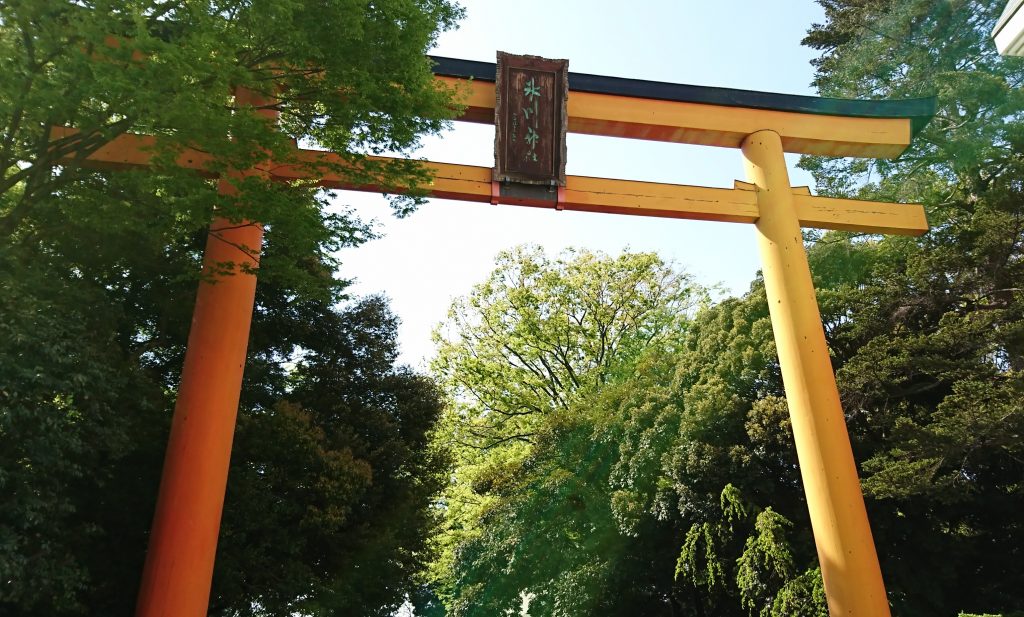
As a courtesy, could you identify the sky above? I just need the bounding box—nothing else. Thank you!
[333,0,829,369]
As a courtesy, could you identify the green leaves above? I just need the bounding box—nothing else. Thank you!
[674,485,816,617]
[0,0,462,614]
[1,0,464,241]
[862,377,1024,503]
[0,247,166,614]
[801,0,1024,198]
[433,245,699,444]
[429,248,704,615]
[800,1,1024,614]
[736,509,796,616]
[214,297,450,617]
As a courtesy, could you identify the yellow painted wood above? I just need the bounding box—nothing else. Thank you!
[436,76,913,158]
[563,175,758,222]
[49,127,217,172]
[729,179,928,234]
[794,193,928,236]
[743,129,892,617]
[56,128,927,233]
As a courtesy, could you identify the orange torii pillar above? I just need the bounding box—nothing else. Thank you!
[135,88,278,617]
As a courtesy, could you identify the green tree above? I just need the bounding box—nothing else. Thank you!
[214,296,451,617]
[648,285,828,617]
[430,258,828,616]
[433,245,699,450]
[428,247,712,616]
[427,3,1024,614]
[0,0,462,614]
[1,0,463,231]
[1,227,452,616]
[800,0,1024,614]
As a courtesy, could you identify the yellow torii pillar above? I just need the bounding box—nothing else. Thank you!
[744,130,889,615]
[59,53,934,617]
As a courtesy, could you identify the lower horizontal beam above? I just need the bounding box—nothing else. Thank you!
[53,128,928,235]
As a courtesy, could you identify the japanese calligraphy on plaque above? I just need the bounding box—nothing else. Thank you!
[494,52,569,186]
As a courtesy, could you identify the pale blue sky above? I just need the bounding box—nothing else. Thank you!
[335,0,828,368]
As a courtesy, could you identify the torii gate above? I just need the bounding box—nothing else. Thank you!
[59,52,934,617]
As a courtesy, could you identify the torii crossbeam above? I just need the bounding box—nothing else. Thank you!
[60,55,934,617]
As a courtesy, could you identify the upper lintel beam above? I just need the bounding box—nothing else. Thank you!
[431,56,936,159]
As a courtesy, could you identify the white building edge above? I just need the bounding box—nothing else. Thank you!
[994,0,1024,56]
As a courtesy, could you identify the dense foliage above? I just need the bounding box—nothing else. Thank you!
[799,0,1024,613]
[0,0,461,614]
[427,1,1024,615]
[427,247,704,615]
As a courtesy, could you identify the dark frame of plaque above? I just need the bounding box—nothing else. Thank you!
[493,52,569,187]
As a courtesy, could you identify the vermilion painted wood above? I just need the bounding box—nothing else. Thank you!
[134,88,277,617]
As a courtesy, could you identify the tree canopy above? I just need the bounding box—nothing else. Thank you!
[424,2,1024,615]
[427,247,710,615]
[1,0,461,614]
[1,0,463,230]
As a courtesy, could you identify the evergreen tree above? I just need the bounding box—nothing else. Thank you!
[0,0,461,614]
[800,0,1024,613]
[428,2,1024,615]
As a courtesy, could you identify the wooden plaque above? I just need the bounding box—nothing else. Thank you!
[494,52,568,186]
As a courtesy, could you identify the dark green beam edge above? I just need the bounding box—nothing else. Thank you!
[429,55,937,137]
